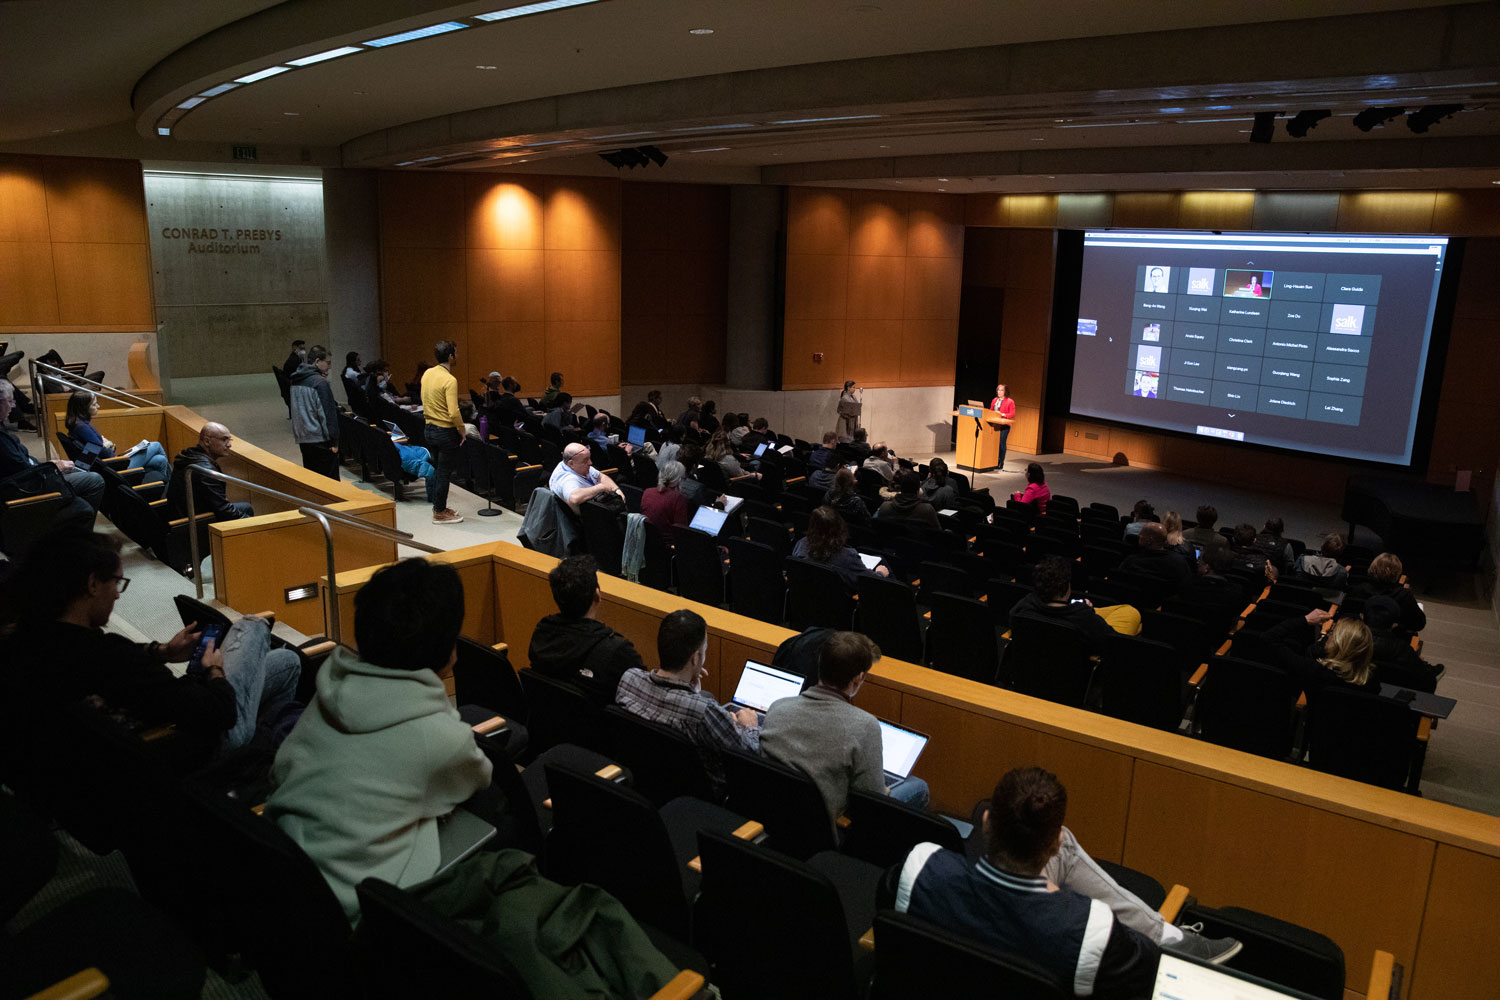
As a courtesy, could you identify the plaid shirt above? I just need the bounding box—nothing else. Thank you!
[615,669,760,791]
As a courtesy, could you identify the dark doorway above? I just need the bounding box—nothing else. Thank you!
[953,285,1004,444]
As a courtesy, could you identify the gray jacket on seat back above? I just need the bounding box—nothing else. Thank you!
[289,363,339,446]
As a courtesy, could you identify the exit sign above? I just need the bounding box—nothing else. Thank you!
[232,145,257,161]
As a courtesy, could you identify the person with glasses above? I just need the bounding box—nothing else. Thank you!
[166,421,255,522]
[1,531,301,763]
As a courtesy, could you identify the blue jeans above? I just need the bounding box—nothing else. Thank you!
[218,617,302,751]
[127,440,171,484]
[424,425,463,511]
[889,775,930,810]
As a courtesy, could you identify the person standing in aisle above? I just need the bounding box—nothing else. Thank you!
[989,382,1016,472]
[421,341,465,524]
[289,346,340,480]
[836,380,862,441]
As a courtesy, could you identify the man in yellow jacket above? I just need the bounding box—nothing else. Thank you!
[421,340,465,524]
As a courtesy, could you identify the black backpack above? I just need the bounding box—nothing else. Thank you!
[771,627,836,690]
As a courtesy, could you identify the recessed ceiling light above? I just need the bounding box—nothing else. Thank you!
[1205,105,1232,111]
[476,64,497,70]
[878,144,889,148]
[938,188,946,192]
[689,147,730,152]
[283,111,300,116]
[1159,107,1185,113]
[176,97,207,109]
[234,65,292,84]
[476,0,603,21]
[1492,180,1500,184]
[50,128,64,133]
[771,114,881,124]
[938,177,948,182]
[365,22,468,47]
[689,27,714,35]
[1030,137,1045,141]
[157,127,171,136]
[199,83,239,97]
[288,46,361,66]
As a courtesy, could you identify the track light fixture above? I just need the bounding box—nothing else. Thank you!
[1285,109,1331,138]
[1406,104,1462,133]
[1353,107,1404,132]
[1249,111,1277,143]
[597,145,669,169]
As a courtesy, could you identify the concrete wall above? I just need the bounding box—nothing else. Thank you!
[321,168,381,401]
[623,382,958,456]
[144,167,328,382]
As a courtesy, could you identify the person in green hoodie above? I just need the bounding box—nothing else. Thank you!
[266,557,492,921]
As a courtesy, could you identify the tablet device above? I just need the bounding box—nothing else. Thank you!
[754,442,769,457]
[626,424,646,447]
[688,505,729,536]
[858,552,883,571]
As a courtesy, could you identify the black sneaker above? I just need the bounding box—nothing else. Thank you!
[1168,923,1243,965]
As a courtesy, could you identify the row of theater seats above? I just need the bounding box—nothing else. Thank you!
[567,483,1432,795]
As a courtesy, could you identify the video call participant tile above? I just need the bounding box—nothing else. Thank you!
[1220,300,1271,327]
[1184,267,1216,297]
[1139,265,1176,293]
[1218,329,1265,357]
[1322,274,1381,305]
[1211,382,1255,410]
[1259,357,1313,391]
[1223,269,1273,299]
[1169,349,1215,379]
[1132,343,1166,372]
[1272,272,1325,301]
[1165,375,1213,404]
[1308,392,1363,426]
[1172,322,1218,352]
[1175,295,1221,324]
[1128,369,1161,398]
[1312,362,1367,397]
[1257,387,1308,419]
[1263,334,1317,362]
[1133,320,1170,344]
[1315,334,1371,366]
[1321,302,1376,337]
[1267,300,1320,332]
[1133,291,1175,320]
[1213,354,1261,385]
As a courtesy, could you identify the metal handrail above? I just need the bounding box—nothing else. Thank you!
[184,465,440,640]
[27,359,159,461]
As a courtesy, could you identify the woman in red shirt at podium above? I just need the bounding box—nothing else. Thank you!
[989,383,1016,471]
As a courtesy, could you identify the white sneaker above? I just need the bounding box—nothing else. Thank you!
[432,509,464,524]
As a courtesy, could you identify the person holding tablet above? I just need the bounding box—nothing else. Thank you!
[65,389,172,484]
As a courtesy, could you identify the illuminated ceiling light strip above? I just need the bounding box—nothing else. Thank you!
[588,131,650,139]
[199,83,239,97]
[365,21,468,47]
[234,65,292,84]
[770,114,882,124]
[157,127,172,136]
[476,0,604,20]
[177,97,207,109]
[672,123,754,132]
[288,46,363,66]
[1180,117,1255,123]
[689,147,730,152]
[1055,120,1153,128]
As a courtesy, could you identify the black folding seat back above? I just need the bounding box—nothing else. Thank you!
[926,591,1000,684]
[1304,686,1421,791]
[578,499,626,576]
[870,910,1069,1000]
[841,788,964,868]
[785,557,856,631]
[1177,902,1345,1000]
[1096,633,1188,731]
[601,705,719,807]
[720,746,835,860]
[453,637,529,722]
[674,527,726,607]
[1002,613,1096,705]
[853,574,924,665]
[1193,656,1300,760]
[516,668,606,756]
[725,536,787,625]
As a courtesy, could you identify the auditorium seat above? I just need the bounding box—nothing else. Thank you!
[925,591,1001,684]
[1304,687,1425,793]
[720,746,836,861]
[602,705,721,807]
[784,558,856,631]
[1096,633,1190,732]
[453,637,528,724]
[673,528,727,607]
[840,788,965,868]
[1176,902,1346,1000]
[1002,614,1097,706]
[724,536,786,625]
[1192,656,1302,761]
[869,910,1069,1000]
[853,574,925,665]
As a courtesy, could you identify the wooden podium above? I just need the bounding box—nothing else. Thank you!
[953,406,1006,472]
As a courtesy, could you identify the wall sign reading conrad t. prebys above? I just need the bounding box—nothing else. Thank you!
[158,225,283,254]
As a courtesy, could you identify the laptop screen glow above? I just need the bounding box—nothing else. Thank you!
[731,660,804,712]
[689,506,728,535]
[754,442,769,456]
[1152,954,1316,1000]
[627,425,646,446]
[878,720,928,778]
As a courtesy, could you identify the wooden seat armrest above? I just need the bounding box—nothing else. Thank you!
[836,815,852,830]
[251,803,266,815]
[167,515,191,526]
[729,473,756,482]
[1367,950,1399,1000]
[1410,635,1421,653]
[1239,603,1258,620]
[1417,716,1431,743]
[140,724,178,743]
[1188,664,1208,687]
[300,640,337,656]
[1296,691,1308,708]
[596,763,624,781]
[689,820,766,872]
[600,466,619,476]
[151,499,170,508]
[6,491,62,507]
[99,455,131,467]
[859,927,876,951]
[471,715,507,735]
[785,476,806,485]
[24,968,110,1000]
[1159,884,1189,923]
[1215,639,1233,656]
[490,642,509,653]
[131,482,157,491]
[648,970,705,1000]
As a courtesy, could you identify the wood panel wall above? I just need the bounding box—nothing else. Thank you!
[962,189,1500,513]
[377,172,622,398]
[0,154,154,333]
[620,183,728,386]
[328,540,1500,1000]
[782,187,964,390]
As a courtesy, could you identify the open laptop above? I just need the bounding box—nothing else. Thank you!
[626,424,646,447]
[754,441,770,457]
[687,505,729,537]
[727,660,804,722]
[877,719,929,788]
[434,808,496,876]
[1152,953,1319,1000]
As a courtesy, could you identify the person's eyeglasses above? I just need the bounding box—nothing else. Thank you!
[109,575,130,593]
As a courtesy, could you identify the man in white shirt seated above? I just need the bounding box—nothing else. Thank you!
[548,442,624,511]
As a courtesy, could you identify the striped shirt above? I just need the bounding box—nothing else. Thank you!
[615,668,760,793]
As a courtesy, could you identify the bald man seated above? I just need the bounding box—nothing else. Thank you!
[548,442,624,511]
[167,421,255,522]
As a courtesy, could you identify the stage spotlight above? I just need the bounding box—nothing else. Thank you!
[641,145,668,167]
[1407,104,1462,133]
[1286,109,1331,138]
[1353,107,1404,132]
[1249,111,1277,143]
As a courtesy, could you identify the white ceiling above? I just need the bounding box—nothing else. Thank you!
[4,0,1498,192]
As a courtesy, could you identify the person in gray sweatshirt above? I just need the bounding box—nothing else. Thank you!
[289,344,341,480]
